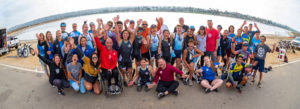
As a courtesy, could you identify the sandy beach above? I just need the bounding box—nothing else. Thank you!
[0,36,299,73]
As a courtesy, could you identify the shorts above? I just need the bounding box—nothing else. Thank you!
[226,75,244,84]
[253,58,265,72]
[132,54,142,62]
[84,72,98,84]
[137,77,152,87]
[141,52,150,60]
[204,79,213,85]
[174,50,182,58]
[162,55,172,63]
[150,50,158,59]
[226,48,232,57]
[119,60,133,69]
[187,56,199,64]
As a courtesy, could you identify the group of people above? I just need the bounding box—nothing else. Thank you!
[34,15,276,98]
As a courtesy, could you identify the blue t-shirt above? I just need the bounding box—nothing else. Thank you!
[227,33,235,49]
[37,44,46,57]
[202,62,219,81]
[48,42,54,59]
[242,33,250,43]
[233,36,243,50]
[251,37,261,53]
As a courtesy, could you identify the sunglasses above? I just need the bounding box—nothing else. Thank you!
[137,30,143,32]
[142,24,148,26]
[92,57,98,59]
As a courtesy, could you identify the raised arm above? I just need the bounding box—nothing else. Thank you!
[254,23,260,32]
[124,19,130,31]
[96,18,104,36]
[129,19,142,44]
[239,20,247,31]
[34,49,52,65]
[113,15,122,47]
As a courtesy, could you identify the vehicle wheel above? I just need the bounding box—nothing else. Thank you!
[17,48,23,57]
[23,48,29,57]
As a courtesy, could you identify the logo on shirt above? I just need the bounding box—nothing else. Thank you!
[208,33,212,38]
[160,71,163,74]
[128,44,132,48]
[55,69,60,74]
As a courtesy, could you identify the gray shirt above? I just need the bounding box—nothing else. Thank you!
[237,49,250,60]
[66,63,82,81]
[255,44,271,60]
[196,35,206,52]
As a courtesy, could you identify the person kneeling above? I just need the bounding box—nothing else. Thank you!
[148,58,187,99]
[196,56,223,93]
[128,58,154,92]
[226,55,252,93]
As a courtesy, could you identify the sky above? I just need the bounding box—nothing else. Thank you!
[0,0,300,31]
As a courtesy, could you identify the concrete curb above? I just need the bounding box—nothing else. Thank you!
[0,63,43,73]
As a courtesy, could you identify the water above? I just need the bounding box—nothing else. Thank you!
[16,12,290,40]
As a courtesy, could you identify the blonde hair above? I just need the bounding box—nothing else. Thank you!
[45,31,54,47]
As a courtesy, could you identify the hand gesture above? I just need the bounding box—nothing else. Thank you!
[97,18,103,25]
[148,83,155,89]
[104,24,110,31]
[137,19,142,25]
[124,19,130,24]
[243,20,247,25]
[142,39,147,45]
[69,37,74,46]
[33,48,38,55]
[113,16,119,23]
[36,33,39,40]
[254,23,258,28]
[181,74,188,79]
[128,81,134,86]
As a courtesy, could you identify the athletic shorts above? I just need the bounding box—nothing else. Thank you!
[204,79,214,85]
[132,54,142,62]
[84,72,98,84]
[119,60,132,69]
[226,48,232,58]
[174,50,182,58]
[226,75,244,84]
[141,52,150,60]
[217,46,221,56]
[253,58,265,72]
[150,50,158,59]
[162,55,172,63]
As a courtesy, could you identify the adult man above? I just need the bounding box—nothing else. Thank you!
[53,30,64,58]
[60,22,69,41]
[252,36,276,88]
[206,20,219,62]
[148,58,187,99]
[173,17,189,33]
[69,23,81,45]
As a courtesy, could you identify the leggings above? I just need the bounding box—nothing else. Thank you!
[156,80,179,93]
[53,79,70,91]
[101,67,119,87]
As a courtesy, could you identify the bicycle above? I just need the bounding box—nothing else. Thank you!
[17,43,34,57]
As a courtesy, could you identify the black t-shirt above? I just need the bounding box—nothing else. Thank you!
[173,25,189,33]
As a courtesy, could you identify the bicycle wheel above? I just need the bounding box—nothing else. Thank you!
[17,48,23,57]
[23,48,29,57]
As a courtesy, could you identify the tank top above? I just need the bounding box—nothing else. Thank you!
[184,34,194,48]
[139,65,151,82]
[132,35,143,56]
[119,40,133,62]
[186,47,196,63]
[161,38,171,57]
[150,34,159,52]
[173,33,184,51]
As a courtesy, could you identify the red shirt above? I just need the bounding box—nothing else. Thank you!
[141,28,150,54]
[94,37,118,69]
[153,64,183,83]
[206,28,219,52]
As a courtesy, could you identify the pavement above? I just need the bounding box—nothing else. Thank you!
[0,61,300,109]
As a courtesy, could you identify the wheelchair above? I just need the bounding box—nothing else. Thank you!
[98,68,124,97]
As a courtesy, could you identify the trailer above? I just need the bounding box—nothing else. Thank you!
[0,28,9,55]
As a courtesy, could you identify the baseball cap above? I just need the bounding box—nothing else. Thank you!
[89,22,95,26]
[217,25,222,29]
[130,20,135,24]
[190,25,195,30]
[150,24,157,29]
[60,22,66,27]
[199,26,205,30]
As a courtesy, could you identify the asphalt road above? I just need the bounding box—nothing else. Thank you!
[0,61,300,109]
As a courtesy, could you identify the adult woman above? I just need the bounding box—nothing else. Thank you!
[36,33,49,77]
[66,53,86,94]
[79,22,96,49]
[70,38,101,95]
[115,17,141,86]
[172,25,187,69]
[45,31,54,60]
[34,49,70,96]
[196,56,223,93]
[72,37,95,63]
[148,24,162,67]
[160,30,172,63]
[196,26,207,67]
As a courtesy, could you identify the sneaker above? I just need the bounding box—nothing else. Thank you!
[257,82,262,88]
[109,86,115,94]
[58,90,65,96]
[115,85,121,94]
[213,88,219,92]
[137,85,142,92]
[205,88,211,93]
[158,92,165,99]
[89,90,94,94]
[144,86,150,92]
[188,80,193,86]
[182,79,188,85]
[236,85,242,93]
[123,81,128,87]
[173,89,179,96]
[251,80,255,83]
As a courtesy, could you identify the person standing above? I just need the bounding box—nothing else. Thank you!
[205,20,219,62]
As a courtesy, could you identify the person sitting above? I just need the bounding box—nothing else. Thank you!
[226,55,253,93]
[196,56,223,93]
[128,58,154,92]
[148,58,187,99]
